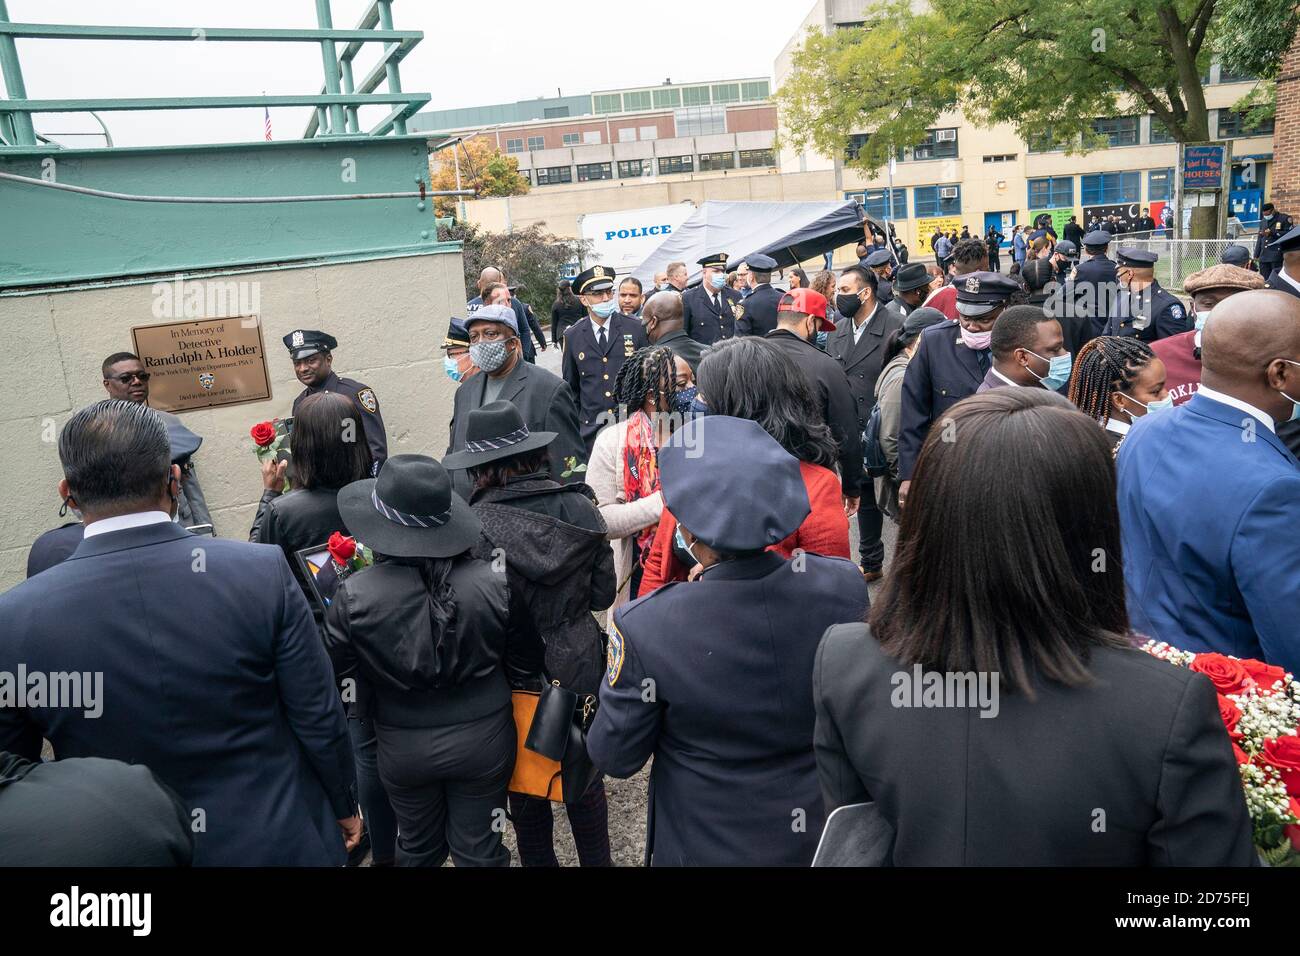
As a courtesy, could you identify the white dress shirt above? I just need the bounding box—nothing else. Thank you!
[852,304,880,345]
[990,367,1021,388]
[1278,267,1300,297]
[83,510,173,538]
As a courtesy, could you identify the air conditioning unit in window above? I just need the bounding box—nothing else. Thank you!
[936,129,957,142]
[939,186,958,199]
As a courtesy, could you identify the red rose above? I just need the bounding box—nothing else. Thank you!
[1240,658,1288,692]
[1232,742,1250,766]
[1218,694,1244,742]
[1189,653,1253,695]
[250,421,277,447]
[1261,736,1300,796]
[327,532,356,565]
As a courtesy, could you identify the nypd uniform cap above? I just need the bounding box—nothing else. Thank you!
[1220,244,1252,267]
[745,253,778,272]
[465,303,519,335]
[1267,223,1300,254]
[1055,240,1078,257]
[573,265,617,295]
[1184,263,1265,294]
[283,329,337,361]
[955,272,1021,317]
[697,252,728,269]
[1083,230,1112,248]
[864,249,893,267]
[442,317,471,350]
[1117,247,1159,268]
[658,416,810,552]
[892,261,931,293]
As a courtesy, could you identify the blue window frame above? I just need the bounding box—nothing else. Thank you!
[1081,171,1140,206]
[913,184,961,218]
[848,188,906,220]
[1027,177,1073,209]
[1148,168,1174,202]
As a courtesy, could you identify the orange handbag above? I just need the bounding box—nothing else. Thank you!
[509,689,566,802]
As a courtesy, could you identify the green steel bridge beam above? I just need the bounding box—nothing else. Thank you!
[1,93,430,113]
[0,23,423,46]
[0,0,37,146]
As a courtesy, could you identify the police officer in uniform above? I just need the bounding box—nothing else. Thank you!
[1265,224,1300,300]
[284,330,387,474]
[1254,202,1295,281]
[1103,247,1188,341]
[864,249,895,304]
[587,415,869,866]
[682,252,741,345]
[734,253,782,337]
[1071,230,1119,338]
[562,265,649,452]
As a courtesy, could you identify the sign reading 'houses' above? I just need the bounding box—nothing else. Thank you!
[132,316,272,413]
[1182,143,1227,192]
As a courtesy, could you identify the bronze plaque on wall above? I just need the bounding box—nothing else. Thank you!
[131,316,272,412]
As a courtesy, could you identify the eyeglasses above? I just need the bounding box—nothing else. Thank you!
[110,372,150,384]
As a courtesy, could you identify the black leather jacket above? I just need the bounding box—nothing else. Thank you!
[251,487,346,625]
[322,549,535,727]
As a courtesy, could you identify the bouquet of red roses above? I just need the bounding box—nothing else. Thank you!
[250,419,291,493]
[1144,641,1300,865]
[327,532,373,580]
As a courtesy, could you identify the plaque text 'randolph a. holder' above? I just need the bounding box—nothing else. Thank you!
[131,316,272,413]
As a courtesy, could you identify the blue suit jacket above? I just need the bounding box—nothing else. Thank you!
[1117,394,1300,675]
[0,522,355,866]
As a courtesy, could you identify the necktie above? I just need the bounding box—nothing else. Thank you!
[597,325,606,349]
[977,349,990,374]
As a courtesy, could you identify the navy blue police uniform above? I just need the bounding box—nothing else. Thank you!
[682,252,742,345]
[1264,225,1300,300]
[865,249,895,304]
[1103,247,1189,341]
[734,253,782,337]
[285,329,388,473]
[1071,232,1120,338]
[586,416,870,866]
[1255,207,1295,280]
[897,272,1018,482]
[561,265,649,451]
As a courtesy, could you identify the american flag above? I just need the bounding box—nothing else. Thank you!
[263,106,273,141]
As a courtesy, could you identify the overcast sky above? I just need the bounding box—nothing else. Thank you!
[6,0,816,147]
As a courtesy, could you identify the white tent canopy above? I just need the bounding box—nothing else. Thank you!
[631,199,880,287]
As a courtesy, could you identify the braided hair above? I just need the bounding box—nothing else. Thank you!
[614,345,677,417]
[1068,336,1156,425]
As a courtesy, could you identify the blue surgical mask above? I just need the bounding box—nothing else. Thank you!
[592,299,617,319]
[443,355,463,382]
[1026,349,1073,391]
[674,525,700,565]
[815,330,829,350]
[1194,307,1212,332]
[1121,391,1173,416]
[1279,359,1300,422]
[709,273,727,290]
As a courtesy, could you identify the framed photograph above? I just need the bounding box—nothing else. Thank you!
[294,543,344,614]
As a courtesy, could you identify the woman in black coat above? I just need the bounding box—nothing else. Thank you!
[551,280,587,347]
[250,391,396,866]
[813,388,1255,866]
[444,399,616,867]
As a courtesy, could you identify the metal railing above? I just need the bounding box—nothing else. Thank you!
[0,0,428,148]
[1099,237,1257,290]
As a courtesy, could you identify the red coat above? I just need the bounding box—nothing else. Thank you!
[637,461,851,597]
[1150,330,1201,407]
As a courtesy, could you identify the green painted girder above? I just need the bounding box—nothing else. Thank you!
[0,23,422,45]
[4,93,429,112]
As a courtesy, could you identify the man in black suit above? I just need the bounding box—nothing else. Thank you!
[734,253,782,336]
[897,272,1022,506]
[0,400,359,866]
[827,266,902,580]
[562,265,650,452]
[764,288,863,506]
[1255,202,1295,281]
[1062,215,1085,249]
[682,252,741,345]
[1264,224,1300,301]
[449,304,585,498]
[641,291,709,374]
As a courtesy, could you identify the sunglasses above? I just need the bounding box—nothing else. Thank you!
[110,372,151,384]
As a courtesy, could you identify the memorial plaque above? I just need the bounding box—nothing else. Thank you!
[131,316,272,413]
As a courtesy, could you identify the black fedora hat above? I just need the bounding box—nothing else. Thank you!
[892,262,931,293]
[441,399,556,470]
[337,455,481,558]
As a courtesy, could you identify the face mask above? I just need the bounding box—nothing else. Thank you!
[674,524,701,566]
[709,273,727,291]
[469,339,510,373]
[659,283,671,291]
[815,330,829,349]
[1194,307,1212,332]
[836,293,863,319]
[1279,359,1300,422]
[1026,349,1073,391]
[960,326,992,350]
[443,355,463,382]
[592,299,617,319]
[1121,392,1173,416]
[672,385,699,415]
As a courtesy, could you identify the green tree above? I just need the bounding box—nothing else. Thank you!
[777,0,1296,238]
[446,220,588,322]
[429,137,530,217]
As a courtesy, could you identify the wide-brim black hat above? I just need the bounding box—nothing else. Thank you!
[337,455,481,559]
[892,262,931,293]
[441,399,557,470]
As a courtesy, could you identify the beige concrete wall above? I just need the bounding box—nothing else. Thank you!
[0,250,466,593]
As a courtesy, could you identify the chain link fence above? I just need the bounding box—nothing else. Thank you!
[1104,237,1256,291]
